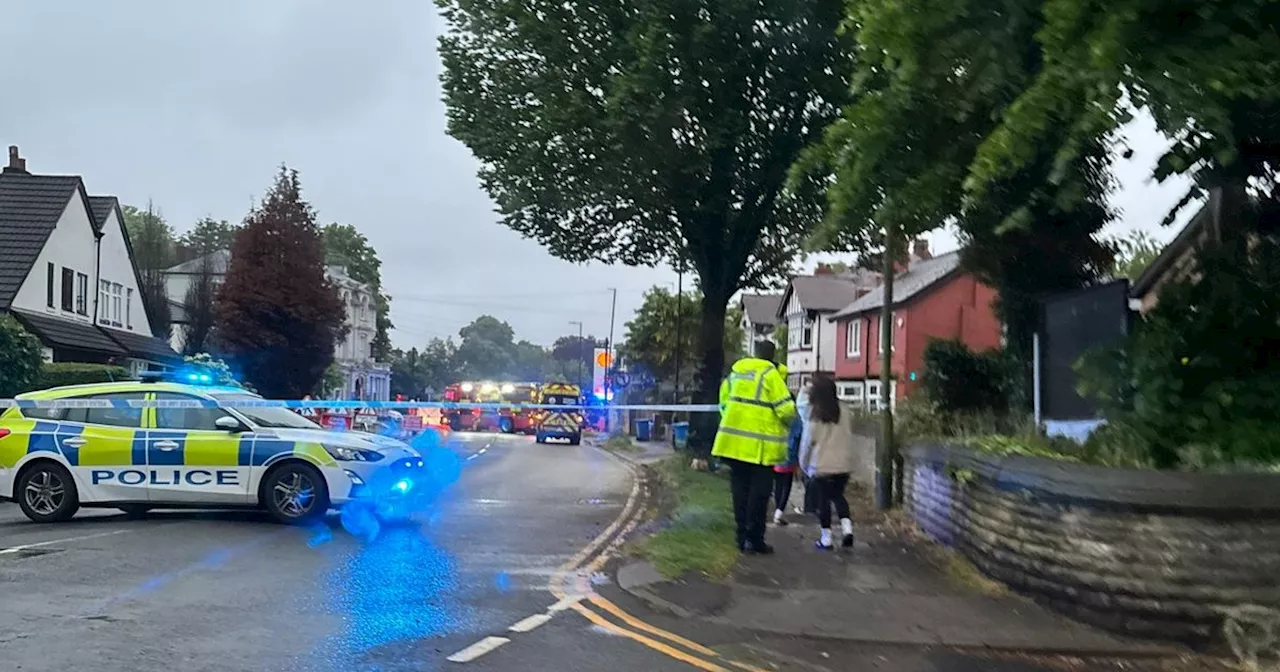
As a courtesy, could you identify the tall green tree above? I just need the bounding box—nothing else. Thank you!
[965,0,1280,223]
[178,218,240,261]
[1111,230,1164,283]
[453,315,518,381]
[180,252,219,356]
[214,167,347,398]
[0,315,43,397]
[322,223,393,360]
[437,0,851,430]
[390,339,461,398]
[618,287,744,402]
[550,334,605,385]
[121,202,174,338]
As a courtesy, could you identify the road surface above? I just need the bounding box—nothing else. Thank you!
[0,432,720,672]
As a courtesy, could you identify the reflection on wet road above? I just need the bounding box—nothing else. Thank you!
[0,432,649,672]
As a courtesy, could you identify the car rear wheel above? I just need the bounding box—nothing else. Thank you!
[17,461,80,523]
[262,462,330,525]
[568,433,582,446]
[499,417,514,434]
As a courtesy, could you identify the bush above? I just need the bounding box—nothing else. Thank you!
[1076,229,1280,469]
[921,340,1012,414]
[0,315,43,397]
[36,363,130,389]
[895,394,1033,446]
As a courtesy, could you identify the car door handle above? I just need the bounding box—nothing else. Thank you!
[154,440,180,451]
[62,438,86,447]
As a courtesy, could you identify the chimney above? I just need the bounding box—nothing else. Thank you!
[814,263,834,276]
[4,145,27,174]
[912,239,931,260]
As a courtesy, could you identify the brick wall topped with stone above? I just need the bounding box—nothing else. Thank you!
[903,443,1280,648]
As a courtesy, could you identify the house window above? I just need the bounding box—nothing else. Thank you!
[99,280,110,323]
[787,316,801,349]
[46,263,55,308]
[837,382,863,401]
[845,320,861,357]
[866,381,882,412]
[60,267,74,311]
[75,273,88,315]
[126,288,133,329]
[877,315,897,354]
[801,317,814,348]
[110,283,123,325]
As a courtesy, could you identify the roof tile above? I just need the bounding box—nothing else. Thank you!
[831,251,962,318]
[0,173,80,309]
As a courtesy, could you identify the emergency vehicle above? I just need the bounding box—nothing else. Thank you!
[0,378,435,525]
[442,381,539,434]
[533,383,583,445]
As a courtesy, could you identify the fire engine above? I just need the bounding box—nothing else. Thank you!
[442,381,541,433]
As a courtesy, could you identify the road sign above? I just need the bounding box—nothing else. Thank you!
[595,351,614,368]
[613,372,632,387]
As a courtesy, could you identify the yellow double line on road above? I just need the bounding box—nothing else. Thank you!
[547,452,770,672]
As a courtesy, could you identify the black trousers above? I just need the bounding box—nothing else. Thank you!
[811,473,852,528]
[772,470,793,512]
[725,458,774,547]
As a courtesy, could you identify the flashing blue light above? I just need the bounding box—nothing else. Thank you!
[393,479,412,493]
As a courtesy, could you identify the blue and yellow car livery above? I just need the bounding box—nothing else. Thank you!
[0,381,427,524]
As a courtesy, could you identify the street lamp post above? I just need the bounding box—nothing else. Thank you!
[569,320,584,390]
[606,287,617,393]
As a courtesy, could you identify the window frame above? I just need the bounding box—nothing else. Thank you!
[75,272,89,316]
[152,392,236,432]
[99,280,110,323]
[75,392,147,428]
[845,320,861,357]
[60,267,75,312]
[46,263,55,308]
[126,288,133,329]
[800,316,814,348]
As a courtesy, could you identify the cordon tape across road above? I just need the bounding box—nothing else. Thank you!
[0,398,719,411]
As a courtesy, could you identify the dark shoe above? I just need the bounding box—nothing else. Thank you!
[814,540,834,551]
[841,533,855,548]
[743,541,775,555]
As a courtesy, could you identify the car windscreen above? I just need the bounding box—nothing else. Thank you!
[209,393,323,429]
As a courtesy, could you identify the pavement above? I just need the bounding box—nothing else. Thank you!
[600,436,1235,671]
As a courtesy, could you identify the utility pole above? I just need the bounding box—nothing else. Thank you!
[673,264,683,405]
[606,287,617,392]
[877,224,899,510]
[569,320,584,390]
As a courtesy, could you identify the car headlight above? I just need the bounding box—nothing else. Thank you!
[324,444,384,462]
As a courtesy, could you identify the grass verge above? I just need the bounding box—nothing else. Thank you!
[603,431,642,453]
[630,457,739,580]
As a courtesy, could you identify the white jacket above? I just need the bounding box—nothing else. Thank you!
[799,412,859,477]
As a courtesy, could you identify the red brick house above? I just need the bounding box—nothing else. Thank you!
[828,249,1001,411]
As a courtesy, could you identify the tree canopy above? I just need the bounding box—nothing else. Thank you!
[436,0,852,414]
[618,286,744,402]
[121,202,174,337]
[180,218,240,259]
[0,315,43,398]
[214,167,346,398]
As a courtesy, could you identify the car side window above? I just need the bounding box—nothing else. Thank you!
[83,393,145,428]
[154,393,233,432]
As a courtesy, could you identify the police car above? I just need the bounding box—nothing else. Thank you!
[0,379,432,525]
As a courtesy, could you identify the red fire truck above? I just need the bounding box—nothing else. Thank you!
[442,381,541,433]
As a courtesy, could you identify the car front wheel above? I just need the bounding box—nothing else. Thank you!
[262,463,330,525]
[17,462,80,523]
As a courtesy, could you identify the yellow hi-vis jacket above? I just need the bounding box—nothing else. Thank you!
[712,358,797,466]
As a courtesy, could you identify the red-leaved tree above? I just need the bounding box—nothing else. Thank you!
[214,167,346,398]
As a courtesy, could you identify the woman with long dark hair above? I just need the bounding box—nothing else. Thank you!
[798,375,857,549]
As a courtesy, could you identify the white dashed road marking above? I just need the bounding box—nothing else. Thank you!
[508,613,552,633]
[0,529,130,555]
[446,636,511,663]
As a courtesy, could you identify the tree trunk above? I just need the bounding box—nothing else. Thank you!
[688,283,730,457]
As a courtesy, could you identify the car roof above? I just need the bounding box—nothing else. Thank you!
[16,381,260,401]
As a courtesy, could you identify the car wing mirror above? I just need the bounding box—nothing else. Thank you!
[215,416,248,433]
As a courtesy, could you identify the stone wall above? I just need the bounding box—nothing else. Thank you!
[904,443,1280,648]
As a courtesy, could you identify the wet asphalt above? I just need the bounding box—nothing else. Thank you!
[0,432,698,672]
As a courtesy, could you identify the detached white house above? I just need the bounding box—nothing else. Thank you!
[0,146,178,373]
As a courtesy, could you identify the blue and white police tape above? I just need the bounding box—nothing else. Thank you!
[0,398,720,412]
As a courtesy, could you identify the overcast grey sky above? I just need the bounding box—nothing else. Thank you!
[0,1,1193,349]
